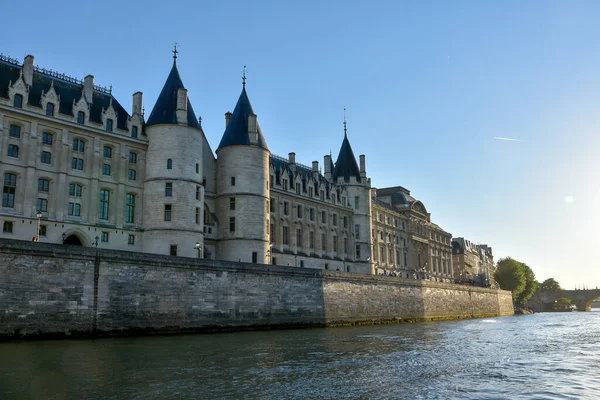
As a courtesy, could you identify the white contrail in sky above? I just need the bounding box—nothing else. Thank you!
[493,137,526,142]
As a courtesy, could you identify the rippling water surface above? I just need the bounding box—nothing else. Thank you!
[2,312,600,399]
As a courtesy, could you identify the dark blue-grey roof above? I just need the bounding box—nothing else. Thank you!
[217,87,268,150]
[333,133,361,183]
[0,59,132,132]
[146,61,200,129]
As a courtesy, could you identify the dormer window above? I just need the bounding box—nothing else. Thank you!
[46,102,54,116]
[13,94,23,108]
[131,126,138,138]
[77,111,85,124]
[106,119,113,132]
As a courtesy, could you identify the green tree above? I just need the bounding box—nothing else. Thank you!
[494,257,526,300]
[539,278,562,292]
[516,263,538,306]
[552,297,571,311]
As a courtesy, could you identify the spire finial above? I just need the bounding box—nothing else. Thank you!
[242,65,247,87]
[343,107,347,136]
[172,43,178,61]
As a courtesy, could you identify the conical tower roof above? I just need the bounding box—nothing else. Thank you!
[146,60,201,129]
[333,132,361,183]
[217,86,268,150]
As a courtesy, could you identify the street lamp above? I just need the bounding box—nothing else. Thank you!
[194,242,202,259]
[294,255,298,267]
[35,210,42,242]
[268,243,273,265]
[93,236,99,247]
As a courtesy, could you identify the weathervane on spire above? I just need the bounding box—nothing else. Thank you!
[242,65,247,87]
[343,107,347,135]
[172,43,179,60]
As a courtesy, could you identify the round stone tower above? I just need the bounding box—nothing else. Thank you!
[215,81,270,263]
[142,57,205,257]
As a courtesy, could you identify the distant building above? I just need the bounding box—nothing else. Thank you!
[0,51,455,277]
[452,238,494,286]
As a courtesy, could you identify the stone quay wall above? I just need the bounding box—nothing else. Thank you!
[0,239,513,340]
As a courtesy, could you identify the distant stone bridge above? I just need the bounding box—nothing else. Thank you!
[530,289,600,312]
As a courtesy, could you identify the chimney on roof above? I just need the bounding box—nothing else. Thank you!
[312,161,319,172]
[225,111,232,128]
[289,152,295,164]
[324,154,332,180]
[359,154,366,178]
[23,55,34,86]
[132,92,143,116]
[176,88,188,124]
[83,75,94,104]
[248,114,258,144]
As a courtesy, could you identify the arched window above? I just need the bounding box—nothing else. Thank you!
[167,159,172,169]
[46,102,54,116]
[13,94,23,108]
[7,144,19,158]
[42,132,53,145]
[2,173,17,208]
[77,111,85,124]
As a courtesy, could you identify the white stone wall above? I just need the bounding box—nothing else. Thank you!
[215,145,269,263]
[142,124,204,257]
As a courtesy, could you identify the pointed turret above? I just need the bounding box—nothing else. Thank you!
[217,85,268,150]
[146,56,200,129]
[332,122,361,183]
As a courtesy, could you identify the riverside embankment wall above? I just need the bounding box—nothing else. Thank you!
[0,239,513,339]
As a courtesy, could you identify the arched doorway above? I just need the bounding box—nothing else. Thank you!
[63,234,83,246]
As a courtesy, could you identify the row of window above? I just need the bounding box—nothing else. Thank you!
[270,224,350,254]
[376,212,406,230]
[11,94,139,137]
[270,199,350,227]
[271,174,351,206]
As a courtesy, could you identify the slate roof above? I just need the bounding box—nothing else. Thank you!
[0,58,131,131]
[332,133,361,183]
[146,60,201,129]
[270,155,331,197]
[217,86,268,150]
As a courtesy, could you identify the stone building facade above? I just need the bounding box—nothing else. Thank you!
[0,51,458,277]
[452,237,494,286]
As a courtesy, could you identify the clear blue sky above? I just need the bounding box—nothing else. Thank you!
[5,1,600,289]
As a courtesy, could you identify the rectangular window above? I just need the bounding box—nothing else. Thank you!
[297,205,302,218]
[355,245,361,259]
[272,257,277,265]
[68,202,81,217]
[71,158,84,170]
[13,94,22,108]
[9,125,20,138]
[195,163,199,174]
[252,252,258,263]
[128,169,136,180]
[131,126,138,138]
[283,180,288,191]
[106,119,113,132]
[164,204,172,221]
[196,186,201,200]
[8,144,19,158]
[309,187,313,197]
[101,231,109,242]
[40,225,47,237]
[320,190,324,201]
[170,245,178,256]
[229,216,235,232]
[196,207,200,224]
[270,198,275,212]
[296,183,301,194]
[46,103,54,116]
[69,183,82,197]
[126,194,135,223]
[230,197,235,210]
[165,182,173,197]
[333,236,338,252]
[300,260,304,268]
[77,111,85,124]
[231,176,235,186]
[354,196,359,209]
[321,233,326,251]
[36,198,48,212]
[102,164,111,176]
[284,202,289,215]
[343,216,348,228]
[310,207,314,221]
[99,189,109,220]
[321,211,326,224]
[270,223,274,243]
[309,231,314,249]
[333,214,337,226]
[129,152,137,164]
[344,238,348,253]
[103,146,112,158]
[297,229,303,247]
[283,226,288,245]
[3,221,13,233]
[42,132,53,145]
[73,139,85,152]
[38,179,49,192]
[354,225,360,240]
[128,235,135,245]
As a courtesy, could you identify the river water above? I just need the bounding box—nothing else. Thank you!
[1,311,600,399]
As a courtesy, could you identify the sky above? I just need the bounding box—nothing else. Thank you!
[3,0,600,289]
